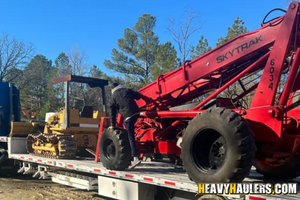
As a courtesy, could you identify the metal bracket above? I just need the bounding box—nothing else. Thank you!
[17,162,36,175]
[32,165,51,179]
[49,171,98,191]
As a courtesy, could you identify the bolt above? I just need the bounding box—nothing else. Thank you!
[219,146,225,154]
[290,3,296,9]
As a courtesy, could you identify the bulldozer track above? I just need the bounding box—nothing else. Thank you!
[27,133,77,159]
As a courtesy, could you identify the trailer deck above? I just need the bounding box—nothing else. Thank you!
[9,154,300,198]
[10,153,199,193]
[5,137,300,200]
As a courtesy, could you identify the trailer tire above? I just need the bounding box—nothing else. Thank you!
[255,153,300,179]
[181,107,255,183]
[99,128,132,170]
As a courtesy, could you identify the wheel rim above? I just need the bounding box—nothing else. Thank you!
[191,129,226,173]
[209,137,226,168]
[103,139,116,160]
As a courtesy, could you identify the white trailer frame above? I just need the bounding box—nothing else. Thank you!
[2,136,300,200]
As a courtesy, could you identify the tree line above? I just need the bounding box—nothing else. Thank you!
[0,13,247,120]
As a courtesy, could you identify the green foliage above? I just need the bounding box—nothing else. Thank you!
[54,52,71,106]
[36,101,51,120]
[216,17,248,46]
[5,68,23,82]
[53,49,90,110]
[83,65,108,111]
[15,55,59,119]
[104,14,177,88]
[190,35,212,60]
[55,52,71,76]
[4,14,252,119]
[215,17,255,107]
[151,42,178,80]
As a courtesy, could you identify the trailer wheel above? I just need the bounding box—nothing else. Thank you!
[181,107,255,183]
[255,153,300,179]
[99,128,132,170]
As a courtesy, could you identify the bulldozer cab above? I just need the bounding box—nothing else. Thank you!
[52,75,108,131]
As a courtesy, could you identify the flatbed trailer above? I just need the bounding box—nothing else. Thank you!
[1,136,299,200]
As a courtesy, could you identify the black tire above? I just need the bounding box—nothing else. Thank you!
[99,128,132,170]
[181,107,255,183]
[255,152,300,179]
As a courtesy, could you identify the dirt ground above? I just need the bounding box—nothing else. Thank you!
[0,174,107,200]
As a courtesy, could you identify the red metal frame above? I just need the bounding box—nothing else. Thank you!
[99,2,300,161]
[95,117,110,163]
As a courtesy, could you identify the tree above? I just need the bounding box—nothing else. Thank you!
[17,55,58,119]
[190,35,212,60]
[5,67,23,82]
[215,17,254,107]
[68,45,89,76]
[55,52,71,77]
[151,42,178,80]
[83,65,106,111]
[67,45,90,108]
[104,14,161,87]
[216,17,248,46]
[54,52,72,106]
[0,33,34,82]
[55,46,89,77]
[167,9,202,63]
[53,46,90,109]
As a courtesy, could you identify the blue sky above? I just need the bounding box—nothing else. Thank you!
[0,0,291,75]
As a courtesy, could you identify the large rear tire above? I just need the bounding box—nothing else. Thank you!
[181,107,255,183]
[99,128,132,170]
[255,152,300,179]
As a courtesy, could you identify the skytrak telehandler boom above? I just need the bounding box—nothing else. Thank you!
[99,1,300,183]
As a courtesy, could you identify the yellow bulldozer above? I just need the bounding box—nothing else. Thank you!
[25,75,108,158]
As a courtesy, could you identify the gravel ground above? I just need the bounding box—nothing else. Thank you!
[0,174,107,200]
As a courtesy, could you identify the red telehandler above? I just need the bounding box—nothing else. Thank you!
[99,1,300,183]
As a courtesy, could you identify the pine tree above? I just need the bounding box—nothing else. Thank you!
[104,14,177,88]
[151,42,178,80]
[18,55,58,119]
[190,35,212,60]
[216,17,248,46]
